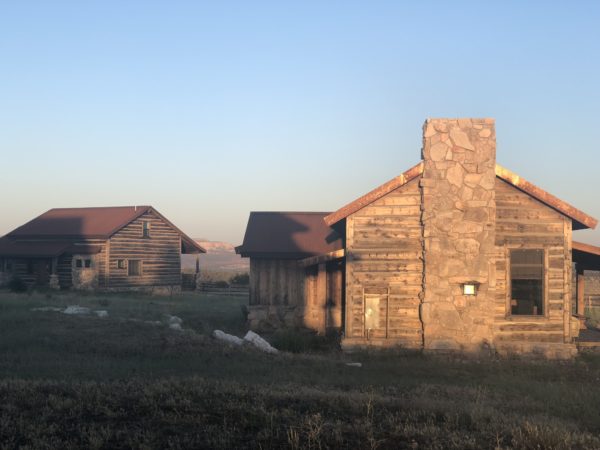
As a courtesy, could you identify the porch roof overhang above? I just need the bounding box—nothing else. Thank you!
[0,239,71,258]
[573,241,600,271]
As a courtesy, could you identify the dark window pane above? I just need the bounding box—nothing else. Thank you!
[84,259,91,268]
[75,259,82,268]
[142,222,150,238]
[128,260,141,276]
[117,259,125,269]
[510,249,544,316]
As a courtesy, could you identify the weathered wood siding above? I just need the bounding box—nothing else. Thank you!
[249,258,344,333]
[249,259,305,306]
[493,178,572,346]
[345,178,423,347]
[107,211,181,288]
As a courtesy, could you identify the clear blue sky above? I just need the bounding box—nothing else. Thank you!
[1,1,599,244]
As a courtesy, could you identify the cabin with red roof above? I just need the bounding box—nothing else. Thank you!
[237,118,600,358]
[0,206,205,292]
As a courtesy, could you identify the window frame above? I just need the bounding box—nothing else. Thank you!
[84,259,92,268]
[127,259,142,277]
[117,259,126,270]
[75,259,83,269]
[142,221,150,238]
[506,247,549,320]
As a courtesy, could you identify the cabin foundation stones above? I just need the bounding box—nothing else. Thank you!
[420,118,496,352]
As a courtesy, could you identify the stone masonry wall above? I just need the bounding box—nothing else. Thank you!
[420,118,497,352]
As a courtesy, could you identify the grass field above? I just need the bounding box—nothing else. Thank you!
[1,290,600,449]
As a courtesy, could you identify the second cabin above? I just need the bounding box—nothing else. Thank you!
[237,118,600,358]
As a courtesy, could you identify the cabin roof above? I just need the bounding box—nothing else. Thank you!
[2,206,205,255]
[573,241,600,271]
[236,212,343,259]
[0,239,104,258]
[324,163,598,230]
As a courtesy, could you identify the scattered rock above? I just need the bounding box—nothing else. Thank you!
[243,331,278,354]
[95,310,108,318]
[213,330,244,346]
[31,307,63,312]
[63,305,91,315]
[346,362,362,368]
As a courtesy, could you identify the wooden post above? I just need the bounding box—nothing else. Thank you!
[577,268,585,316]
[316,263,327,334]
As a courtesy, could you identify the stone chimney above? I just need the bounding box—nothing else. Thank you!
[420,118,496,352]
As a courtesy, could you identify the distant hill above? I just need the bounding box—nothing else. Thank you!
[182,240,249,273]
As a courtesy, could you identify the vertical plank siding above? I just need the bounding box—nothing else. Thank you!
[107,211,181,288]
[345,178,424,348]
[493,178,571,346]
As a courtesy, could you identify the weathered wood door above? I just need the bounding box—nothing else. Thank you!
[34,259,51,285]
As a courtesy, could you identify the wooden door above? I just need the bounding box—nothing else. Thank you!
[34,259,51,285]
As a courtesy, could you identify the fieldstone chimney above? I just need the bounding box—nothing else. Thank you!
[420,118,496,352]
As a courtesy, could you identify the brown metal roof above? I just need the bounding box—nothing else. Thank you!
[8,206,152,238]
[0,238,71,258]
[4,206,205,255]
[324,163,598,230]
[236,212,343,259]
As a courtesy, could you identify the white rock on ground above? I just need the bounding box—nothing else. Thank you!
[31,307,63,312]
[243,331,278,354]
[94,310,108,318]
[346,362,362,368]
[213,330,244,346]
[169,323,183,331]
[63,305,91,315]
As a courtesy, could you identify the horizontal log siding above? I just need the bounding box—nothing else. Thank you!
[249,259,304,306]
[108,211,181,288]
[345,178,423,348]
[493,178,570,344]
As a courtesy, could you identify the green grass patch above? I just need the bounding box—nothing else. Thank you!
[2,290,600,448]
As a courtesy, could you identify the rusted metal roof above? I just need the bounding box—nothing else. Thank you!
[236,212,343,259]
[495,165,597,230]
[324,162,423,226]
[324,163,598,230]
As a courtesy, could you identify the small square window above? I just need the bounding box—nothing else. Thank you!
[142,222,150,238]
[117,259,126,269]
[128,260,141,276]
[84,259,91,268]
[75,259,83,268]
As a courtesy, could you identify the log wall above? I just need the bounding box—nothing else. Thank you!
[248,258,343,333]
[344,178,423,348]
[493,178,575,356]
[107,210,182,288]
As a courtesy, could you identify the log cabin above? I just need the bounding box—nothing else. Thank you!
[237,118,600,358]
[0,206,205,292]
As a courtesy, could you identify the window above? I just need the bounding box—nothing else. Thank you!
[128,259,141,276]
[510,249,544,316]
[27,260,34,274]
[0,259,4,272]
[142,221,150,238]
[75,259,83,268]
[5,261,12,272]
[84,259,91,268]
[117,259,126,269]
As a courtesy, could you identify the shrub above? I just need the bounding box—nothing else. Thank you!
[8,276,27,293]
[214,280,229,289]
[230,273,249,286]
[270,329,339,353]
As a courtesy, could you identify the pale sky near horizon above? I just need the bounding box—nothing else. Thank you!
[1,1,599,245]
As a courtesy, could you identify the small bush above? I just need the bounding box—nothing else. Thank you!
[270,329,339,353]
[230,273,249,285]
[214,280,229,289]
[8,277,27,293]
